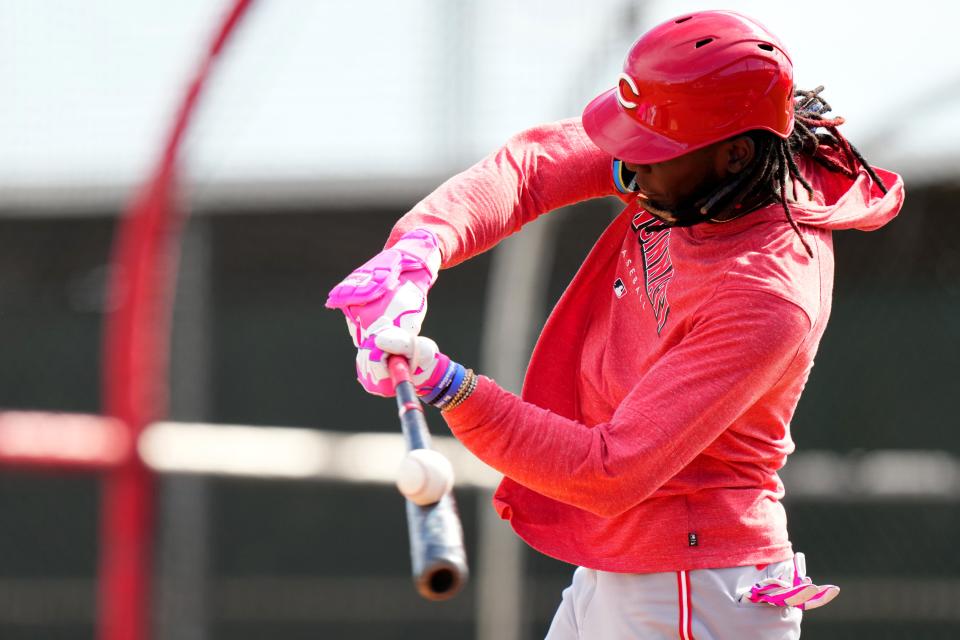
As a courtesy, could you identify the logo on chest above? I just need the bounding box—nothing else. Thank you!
[616,209,674,334]
[613,278,627,298]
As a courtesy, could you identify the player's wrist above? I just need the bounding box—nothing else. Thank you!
[430,364,477,411]
[420,358,461,404]
[436,368,478,412]
[390,228,442,285]
[423,360,464,407]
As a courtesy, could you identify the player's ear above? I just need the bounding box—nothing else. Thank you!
[723,135,755,175]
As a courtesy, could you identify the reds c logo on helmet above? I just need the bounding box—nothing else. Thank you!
[616,73,641,110]
[583,10,795,165]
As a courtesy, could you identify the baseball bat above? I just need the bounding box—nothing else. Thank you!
[387,355,469,601]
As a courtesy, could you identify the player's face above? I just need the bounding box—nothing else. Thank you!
[623,144,723,219]
[623,136,754,226]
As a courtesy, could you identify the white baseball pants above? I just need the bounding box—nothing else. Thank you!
[545,559,802,639]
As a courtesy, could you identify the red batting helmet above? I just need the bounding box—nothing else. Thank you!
[582,10,794,165]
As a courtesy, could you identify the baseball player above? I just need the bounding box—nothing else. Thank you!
[327,10,904,639]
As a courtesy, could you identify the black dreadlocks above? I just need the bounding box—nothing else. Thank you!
[699,86,889,257]
[638,86,889,257]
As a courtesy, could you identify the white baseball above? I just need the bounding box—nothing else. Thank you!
[395,449,454,506]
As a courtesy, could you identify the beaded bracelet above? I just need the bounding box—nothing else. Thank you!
[441,369,477,412]
[459,372,479,408]
[442,374,473,411]
[438,369,471,411]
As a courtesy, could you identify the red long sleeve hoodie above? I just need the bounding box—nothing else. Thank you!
[388,118,905,573]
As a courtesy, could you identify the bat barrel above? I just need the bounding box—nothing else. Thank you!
[407,496,469,600]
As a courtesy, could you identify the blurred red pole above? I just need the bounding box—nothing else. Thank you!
[98,2,254,639]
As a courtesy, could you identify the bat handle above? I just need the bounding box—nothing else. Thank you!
[387,355,431,450]
[387,354,413,386]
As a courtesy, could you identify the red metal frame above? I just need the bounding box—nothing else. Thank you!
[100,3,253,637]
[0,2,254,638]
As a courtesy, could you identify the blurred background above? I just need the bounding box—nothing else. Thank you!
[0,0,957,638]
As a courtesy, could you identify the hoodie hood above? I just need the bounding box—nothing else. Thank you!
[788,154,905,232]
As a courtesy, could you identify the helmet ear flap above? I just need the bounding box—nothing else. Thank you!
[612,159,638,194]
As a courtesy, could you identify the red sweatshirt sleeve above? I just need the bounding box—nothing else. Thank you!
[386,118,618,267]
[442,289,812,518]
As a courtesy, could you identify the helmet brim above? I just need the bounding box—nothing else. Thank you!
[582,88,701,165]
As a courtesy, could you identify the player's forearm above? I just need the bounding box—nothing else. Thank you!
[442,376,679,518]
[387,118,614,268]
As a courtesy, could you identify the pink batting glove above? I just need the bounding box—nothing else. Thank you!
[354,327,456,398]
[325,229,441,349]
[746,552,840,610]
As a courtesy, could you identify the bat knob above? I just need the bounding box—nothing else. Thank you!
[417,558,468,601]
